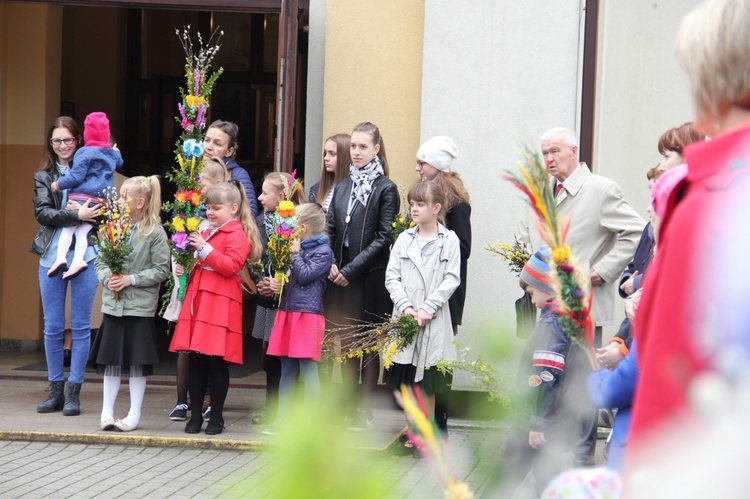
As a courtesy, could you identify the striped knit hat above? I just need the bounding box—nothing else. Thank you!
[520,246,555,294]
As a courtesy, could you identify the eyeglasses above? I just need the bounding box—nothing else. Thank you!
[50,137,76,147]
[416,161,428,169]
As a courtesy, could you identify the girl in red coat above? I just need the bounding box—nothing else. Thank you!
[169,181,262,435]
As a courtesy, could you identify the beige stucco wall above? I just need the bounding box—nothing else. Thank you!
[321,0,424,192]
[0,3,64,347]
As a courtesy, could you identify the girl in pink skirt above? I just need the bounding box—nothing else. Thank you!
[263,203,333,436]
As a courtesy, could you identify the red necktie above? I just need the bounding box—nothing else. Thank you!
[555,183,564,198]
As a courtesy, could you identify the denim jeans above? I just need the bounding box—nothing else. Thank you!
[38,263,98,384]
[278,357,320,421]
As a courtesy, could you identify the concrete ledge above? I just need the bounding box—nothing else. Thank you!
[0,430,267,451]
[0,428,408,454]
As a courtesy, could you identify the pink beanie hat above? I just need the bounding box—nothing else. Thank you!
[650,163,688,220]
[83,112,111,148]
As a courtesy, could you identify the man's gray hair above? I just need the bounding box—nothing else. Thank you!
[541,127,579,148]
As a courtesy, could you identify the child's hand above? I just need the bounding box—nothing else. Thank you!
[416,308,433,327]
[257,277,276,297]
[268,277,281,293]
[529,430,546,449]
[290,239,301,254]
[107,275,132,292]
[174,263,185,277]
[619,270,639,296]
[51,181,59,192]
[188,232,206,251]
[595,343,624,370]
[403,307,418,319]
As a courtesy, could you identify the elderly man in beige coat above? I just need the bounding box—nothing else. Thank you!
[518,126,645,465]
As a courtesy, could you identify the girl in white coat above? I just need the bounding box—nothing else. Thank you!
[384,181,460,416]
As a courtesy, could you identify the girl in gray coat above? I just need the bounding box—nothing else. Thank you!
[384,181,460,421]
[89,176,170,432]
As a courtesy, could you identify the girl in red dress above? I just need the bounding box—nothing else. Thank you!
[169,181,261,435]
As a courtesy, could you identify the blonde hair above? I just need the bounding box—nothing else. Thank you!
[263,171,308,205]
[204,181,263,261]
[296,203,327,237]
[675,0,750,117]
[201,158,230,183]
[123,176,162,238]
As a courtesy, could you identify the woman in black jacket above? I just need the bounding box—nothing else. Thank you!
[32,116,101,416]
[327,122,399,431]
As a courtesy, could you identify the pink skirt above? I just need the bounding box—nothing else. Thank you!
[267,311,325,360]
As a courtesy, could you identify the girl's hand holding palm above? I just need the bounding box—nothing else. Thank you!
[107,275,132,292]
[188,232,206,251]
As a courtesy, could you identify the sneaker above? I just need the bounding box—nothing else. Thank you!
[598,408,614,428]
[203,406,211,422]
[347,409,374,432]
[169,403,189,421]
[262,421,280,436]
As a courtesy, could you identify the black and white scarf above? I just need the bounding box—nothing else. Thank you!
[349,156,384,207]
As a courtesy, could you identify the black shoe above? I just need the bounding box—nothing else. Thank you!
[62,382,81,416]
[37,381,65,413]
[63,349,72,368]
[205,418,225,435]
[185,417,203,434]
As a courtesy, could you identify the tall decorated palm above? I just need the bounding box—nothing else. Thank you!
[162,26,224,308]
[504,146,595,362]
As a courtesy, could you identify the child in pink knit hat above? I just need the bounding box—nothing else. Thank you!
[49,112,122,280]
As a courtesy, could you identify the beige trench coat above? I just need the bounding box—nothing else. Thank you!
[519,163,645,326]
[385,225,461,381]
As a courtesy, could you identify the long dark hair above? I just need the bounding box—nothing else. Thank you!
[41,116,82,174]
[317,133,351,205]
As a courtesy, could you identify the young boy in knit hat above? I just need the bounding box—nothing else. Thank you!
[490,246,594,497]
[49,112,123,280]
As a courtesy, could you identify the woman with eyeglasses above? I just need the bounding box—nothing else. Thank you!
[32,116,102,417]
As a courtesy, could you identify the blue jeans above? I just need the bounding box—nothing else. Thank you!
[38,264,98,384]
[278,357,320,420]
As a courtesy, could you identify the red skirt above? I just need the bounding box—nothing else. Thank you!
[267,311,325,360]
[169,282,243,364]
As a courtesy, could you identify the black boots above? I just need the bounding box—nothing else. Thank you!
[62,382,82,416]
[37,381,65,413]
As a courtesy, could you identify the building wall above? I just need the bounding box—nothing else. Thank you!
[593,0,703,221]
[0,3,64,348]
[320,0,425,191]
[419,0,585,386]
[303,0,327,188]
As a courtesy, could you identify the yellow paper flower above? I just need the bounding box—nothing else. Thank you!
[175,191,188,203]
[172,217,186,232]
[552,244,571,264]
[277,200,295,218]
[186,217,200,232]
[185,95,206,108]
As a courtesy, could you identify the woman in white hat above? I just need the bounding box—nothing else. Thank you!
[415,136,472,432]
